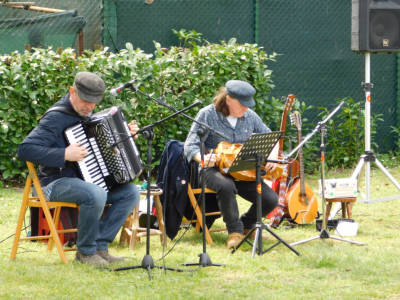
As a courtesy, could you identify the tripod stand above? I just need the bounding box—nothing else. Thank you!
[230,132,300,257]
[289,102,364,247]
[351,52,400,202]
[113,89,203,279]
[183,127,223,267]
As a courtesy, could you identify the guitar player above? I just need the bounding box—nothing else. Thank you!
[184,80,279,249]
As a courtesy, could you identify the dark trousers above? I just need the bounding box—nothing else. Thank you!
[203,167,278,234]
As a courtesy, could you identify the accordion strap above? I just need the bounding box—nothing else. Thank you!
[42,106,78,118]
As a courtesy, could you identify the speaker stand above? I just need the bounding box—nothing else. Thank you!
[351,52,400,201]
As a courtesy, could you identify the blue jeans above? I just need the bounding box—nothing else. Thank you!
[45,177,139,255]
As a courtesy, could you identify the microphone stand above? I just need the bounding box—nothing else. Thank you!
[182,126,224,268]
[286,101,364,247]
[131,84,227,269]
[128,84,227,139]
[113,89,204,279]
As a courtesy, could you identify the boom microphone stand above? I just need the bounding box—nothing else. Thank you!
[351,52,400,202]
[125,87,227,268]
[113,88,203,280]
[182,126,223,267]
[113,83,228,277]
[289,101,364,247]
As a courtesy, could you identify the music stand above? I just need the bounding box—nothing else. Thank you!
[230,132,300,258]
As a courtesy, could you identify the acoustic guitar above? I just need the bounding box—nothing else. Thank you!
[267,94,297,227]
[215,141,283,181]
[285,111,318,224]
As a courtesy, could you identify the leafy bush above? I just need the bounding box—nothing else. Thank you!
[0,32,279,183]
[303,97,382,172]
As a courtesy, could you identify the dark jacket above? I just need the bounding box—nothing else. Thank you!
[156,140,190,240]
[156,140,220,240]
[18,94,84,186]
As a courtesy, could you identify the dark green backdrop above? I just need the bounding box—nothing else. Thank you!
[1,0,397,151]
[104,0,399,151]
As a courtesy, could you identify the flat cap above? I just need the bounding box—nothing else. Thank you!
[74,71,105,103]
[226,80,256,108]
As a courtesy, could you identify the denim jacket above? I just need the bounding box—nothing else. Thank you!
[184,104,270,163]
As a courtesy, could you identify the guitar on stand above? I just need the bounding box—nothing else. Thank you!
[268,94,298,228]
[285,111,318,224]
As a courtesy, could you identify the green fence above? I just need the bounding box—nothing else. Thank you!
[0,0,102,52]
[258,0,398,151]
[104,0,255,53]
[104,0,398,152]
[1,0,398,151]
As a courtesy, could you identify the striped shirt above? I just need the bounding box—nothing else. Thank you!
[184,104,270,162]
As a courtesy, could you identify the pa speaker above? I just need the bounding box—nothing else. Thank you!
[352,0,400,52]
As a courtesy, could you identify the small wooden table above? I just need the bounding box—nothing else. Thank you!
[325,197,356,220]
[120,188,165,250]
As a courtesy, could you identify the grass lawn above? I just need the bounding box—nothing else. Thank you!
[1,165,400,299]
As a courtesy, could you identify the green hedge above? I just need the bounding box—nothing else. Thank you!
[0,37,279,183]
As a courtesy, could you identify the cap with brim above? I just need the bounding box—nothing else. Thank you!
[226,80,256,108]
[74,71,105,103]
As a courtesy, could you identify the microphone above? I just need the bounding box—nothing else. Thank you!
[110,79,137,96]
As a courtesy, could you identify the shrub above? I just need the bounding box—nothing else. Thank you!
[0,32,279,183]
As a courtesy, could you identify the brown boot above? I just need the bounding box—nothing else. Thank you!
[227,232,244,249]
[243,228,270,241]
[75,252,109,266]
[96,250,125,264]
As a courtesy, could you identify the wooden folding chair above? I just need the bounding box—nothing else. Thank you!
[186,162,226,244]
[10,161,79,264]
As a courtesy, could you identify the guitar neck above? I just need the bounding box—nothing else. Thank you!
[297,130,306,197]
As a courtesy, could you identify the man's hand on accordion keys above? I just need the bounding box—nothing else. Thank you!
[128,120,139,139]
[65,142,88,162]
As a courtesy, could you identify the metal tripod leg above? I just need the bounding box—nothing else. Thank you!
[232,222,300,257]
[352,153,400,203]
[375,158,400,190]
[290,229,365,247]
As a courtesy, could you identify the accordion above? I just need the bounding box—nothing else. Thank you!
[64,106,144,192]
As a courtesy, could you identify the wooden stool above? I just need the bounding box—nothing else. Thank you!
[120,188,165,250]
[325,197,356,220]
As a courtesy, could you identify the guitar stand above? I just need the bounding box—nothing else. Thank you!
[289,104,364,247]
[230,132,300,257]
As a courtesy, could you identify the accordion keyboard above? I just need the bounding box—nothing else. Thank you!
[65,123,109,192]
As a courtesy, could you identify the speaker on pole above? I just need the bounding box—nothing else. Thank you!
[352,0,400,52]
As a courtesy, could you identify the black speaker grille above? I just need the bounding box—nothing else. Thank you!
[369,9,400,50]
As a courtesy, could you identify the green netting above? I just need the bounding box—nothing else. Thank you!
[1,0,397,151]
[0,0,102,52]
[104,0,398,151]
[0,10,85,53]
[104,0,255,53]
[258,0,397,151]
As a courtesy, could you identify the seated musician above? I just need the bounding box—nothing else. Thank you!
[17,72,140,266]
[184,80,279,249]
